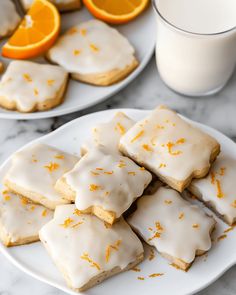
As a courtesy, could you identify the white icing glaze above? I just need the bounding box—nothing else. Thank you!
[63,148,152,217]
[21,0,79,10]
[5,144,78,205]
[48,19,136,75]
[39,204,143,290]
[0,61,68,112]
[120,106,219,182]
[82,112,135,154]
[0,0,20,37]
[0,191,53,243]
[128,186,215,263]
[190,154,236,224]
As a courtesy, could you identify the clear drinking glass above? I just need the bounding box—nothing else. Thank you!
[152,0,236,96]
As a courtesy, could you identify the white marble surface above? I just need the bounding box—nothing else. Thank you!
[0,56,235,295]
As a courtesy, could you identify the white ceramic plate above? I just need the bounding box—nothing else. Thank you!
[0,6,155,120]
[0,108,235,295]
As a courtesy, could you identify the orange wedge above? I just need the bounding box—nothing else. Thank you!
[83,0,149,24]
[2,0,60,59]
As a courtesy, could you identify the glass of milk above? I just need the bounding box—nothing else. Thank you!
[153,0,236,96]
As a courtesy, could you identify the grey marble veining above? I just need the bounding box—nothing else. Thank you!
[0,56,235,295]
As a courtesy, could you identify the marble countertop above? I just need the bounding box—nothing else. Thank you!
[0,56,235,295]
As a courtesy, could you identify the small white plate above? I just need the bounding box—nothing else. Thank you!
[0,108,235,295]
[0,6,155,120]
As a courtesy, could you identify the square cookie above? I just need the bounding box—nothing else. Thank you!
[128,186,216,270]
[4,144,79,210]
[39,204,144,292]
[189,154,236,225]
[47,19,138,86]
[81,112,135,155]
[55,148,152,224]
[0,61,68,113]
[0,190,53,247]
[0,0,20,38]
[119,106,220,192]
[20,0,81,11]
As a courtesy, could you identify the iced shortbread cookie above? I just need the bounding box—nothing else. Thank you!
[20,0,81,11]
[120,106,220,192]
[0,61,68,113]
[55,148,152,224]
[128,186,216,270]
[39,204,144,291]
[4,144,79,210]
[189,154,236,225]
[47,20,138,86]
[0,190,53,247]
[81,112,135,155]
[0,0,20,39]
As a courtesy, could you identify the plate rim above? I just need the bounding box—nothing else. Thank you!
[0,108,235,295]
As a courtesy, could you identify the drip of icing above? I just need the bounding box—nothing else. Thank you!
[0,0,20,36]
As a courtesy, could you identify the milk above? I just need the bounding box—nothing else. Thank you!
[154,0,236,96]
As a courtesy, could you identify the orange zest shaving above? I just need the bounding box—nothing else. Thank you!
[164,200,172,205]
[54,154,64,159]
[116,123,126,135]
[104,171,114,175]
[21,197,30,205]
[192,223,199,229]
[71,221,83,228]
[30,205,35,211]
[156,125,164,129]
[44,162,59,172]
[149,273,164,278]
[73,49,81,56]
[210,172,215,184]
[80,28,87,36]
[166,142,182,156]
[216,179,224,198]
[132,266,141,272]
[148,248,155,261]
[178,212,184,220]
[224,226,235,233]
[90,43,99,52]
[142,144,153,152]
[23,74,32,82]
[176,138,185,144]
[47,79,55,86]
[148,221,163,241]
[42,209,47,217]
[170,263,182,270]
[128,171,136,176]
[217,234,227,241]
[231,200,236,208]
[131,130,144,143]
[219,167,226,176]
[137,276,145,280]
[105,240,122,262]
[139,167,146,171]
[3,194,11,201]
[118,162,126,168]
[91,171,100,176]
[159,163,166,168]
[67,27,78,35]
[89,184,101,191]
[96,167,103,171]
[60,217,74,228]
[73,209,82,216]
[80,252,101,270]
[34,88,39,96]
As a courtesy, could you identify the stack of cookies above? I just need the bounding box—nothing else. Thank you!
[1,105,235,292]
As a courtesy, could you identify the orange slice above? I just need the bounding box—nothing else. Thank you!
[83,0,149,24]
[2,0,60,59]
